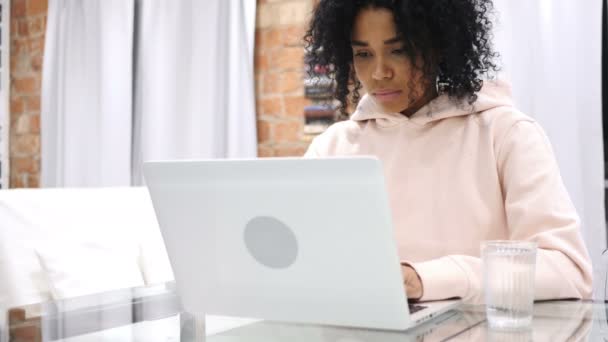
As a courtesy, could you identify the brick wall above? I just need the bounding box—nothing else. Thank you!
[9,0,47,188]
[255,0,314,157]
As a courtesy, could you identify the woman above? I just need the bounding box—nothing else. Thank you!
[303,0,592,303]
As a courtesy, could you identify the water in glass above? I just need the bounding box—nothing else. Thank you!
[482,241,537,330]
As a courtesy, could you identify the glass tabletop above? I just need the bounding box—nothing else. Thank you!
[3,282,605,341]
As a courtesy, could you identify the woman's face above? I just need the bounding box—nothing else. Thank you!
[351,7,429,114]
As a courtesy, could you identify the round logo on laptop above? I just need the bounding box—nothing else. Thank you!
[243,216,298,269]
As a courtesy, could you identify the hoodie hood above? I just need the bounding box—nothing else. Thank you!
[350,79,515,127]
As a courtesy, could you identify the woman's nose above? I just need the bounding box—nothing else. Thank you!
[372,59,393,80]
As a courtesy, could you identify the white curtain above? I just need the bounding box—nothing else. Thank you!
[41,0,134,187]
[41,0,257,187]
[493,0,606,297]
[131,0,257,184]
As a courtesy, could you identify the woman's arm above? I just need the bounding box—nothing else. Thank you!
[411,120,593,303]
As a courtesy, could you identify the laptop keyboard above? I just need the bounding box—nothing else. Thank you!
[408,304,427,314]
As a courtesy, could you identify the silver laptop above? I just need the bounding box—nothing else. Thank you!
[143,157,460,331]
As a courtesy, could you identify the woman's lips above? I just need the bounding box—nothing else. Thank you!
[373,90,402,102]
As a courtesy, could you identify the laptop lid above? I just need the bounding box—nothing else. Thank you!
[143,157,412,330]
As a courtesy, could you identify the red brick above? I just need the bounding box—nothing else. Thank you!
[12,156,39,174]
[8,308,26,324]
[261,28,282,49]
[257,120,272,143]
[283,96,308,117]
[17,20,29,36]
[28,16,46,35]
[255,74,263,98]
[10,21,18,36]
[255,2,277,29]
[13,77,38,93]
[11,134,40,155]
[12,56,31,75]
[31,53,43,71]
[10,97,24,114]
[282,25,306,46]
[24,96,40,112]
[254,51,268,73]
[273,47,304,71]
[278,70,303,93]
[262,72,280,94]
[10,111,19,126]
[15,115,30,133]
[27,173,40,188]
[29,37,45,53]
[257,146,274,158]
[12,38,28,55]
[30,114,40,133]
[275,121,302,143]
[10,55,17,72]
[274,145,308,157]
[10,174,26,188]
[12,0,26,18]
[26,0,48,16]
[257,97,282,116]
[255,30,263,48]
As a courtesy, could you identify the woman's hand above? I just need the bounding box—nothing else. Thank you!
[401,264,423,300]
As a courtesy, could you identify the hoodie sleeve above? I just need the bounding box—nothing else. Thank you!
[412,120,593,303]
[303,137,320,158]
[302,123,338,157]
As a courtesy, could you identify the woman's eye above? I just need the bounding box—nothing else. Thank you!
[354,51,371,58]
[392,48,406,55]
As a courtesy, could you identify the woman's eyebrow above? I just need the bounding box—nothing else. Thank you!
[350,37,401,46]
[351,40,368,46]
[383,37,401,44]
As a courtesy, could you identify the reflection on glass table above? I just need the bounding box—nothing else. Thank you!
[3,282,604,341]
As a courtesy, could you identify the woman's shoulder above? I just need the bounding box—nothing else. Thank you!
[472,105,556,161]
[473,105,539,142]
[305,119,365,157]
[475,104,535,128]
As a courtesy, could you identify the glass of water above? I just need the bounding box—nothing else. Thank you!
[481,240,537,330]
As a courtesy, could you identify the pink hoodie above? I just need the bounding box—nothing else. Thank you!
[304,80,593,303]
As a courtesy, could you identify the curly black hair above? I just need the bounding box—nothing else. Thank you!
[304,0,500,119]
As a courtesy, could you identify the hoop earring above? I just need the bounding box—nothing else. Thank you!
[435,75,449,95]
